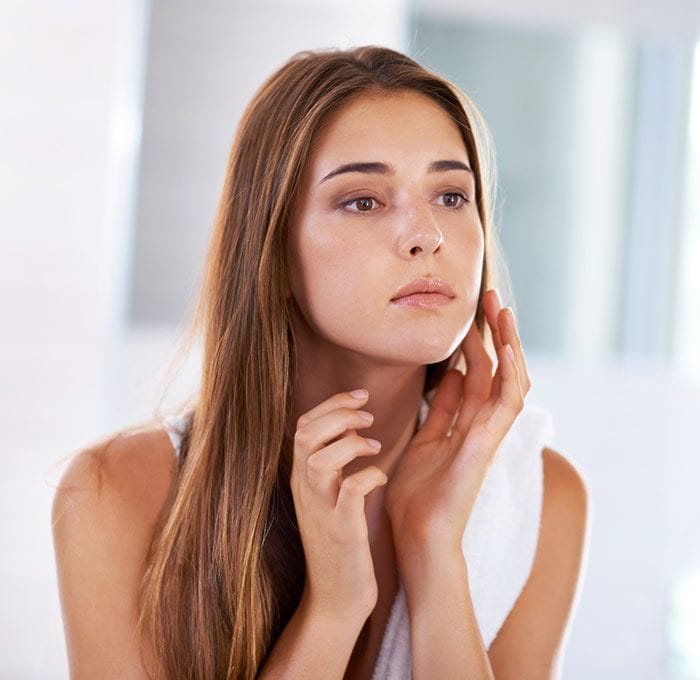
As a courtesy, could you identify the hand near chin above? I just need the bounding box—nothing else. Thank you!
[384,289,531,562]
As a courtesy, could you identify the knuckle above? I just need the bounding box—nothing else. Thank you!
[294,427,310,448]
[341,475,360,494]
[354,434,371,448]
[306,452,326,475]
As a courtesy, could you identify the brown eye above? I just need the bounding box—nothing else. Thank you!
[438,192,469,209]
[340,196,380,213]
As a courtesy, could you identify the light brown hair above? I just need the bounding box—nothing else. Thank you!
[138,44,508,679]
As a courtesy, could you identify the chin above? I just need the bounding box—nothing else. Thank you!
[392,344,455,366]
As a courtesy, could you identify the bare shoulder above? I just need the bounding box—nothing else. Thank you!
[541,445,590,548]
[51,421,178,679]
[488,446,591,678]
[542,443,587,483]
[52,422,178,531]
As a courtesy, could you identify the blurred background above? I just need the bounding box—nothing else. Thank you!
[2,0,699,677]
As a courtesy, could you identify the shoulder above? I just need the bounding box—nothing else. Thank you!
[541,446,589,520]
[52,422,177,527]
[51,422,177,677]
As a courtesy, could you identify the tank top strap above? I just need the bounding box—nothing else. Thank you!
[162,412,190,457]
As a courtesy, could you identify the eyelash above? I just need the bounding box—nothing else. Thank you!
[338,192,471,214]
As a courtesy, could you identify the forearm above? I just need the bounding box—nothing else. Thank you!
[258,591,366,680]
[400,547,495,680]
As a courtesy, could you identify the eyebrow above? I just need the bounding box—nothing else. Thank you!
[318,159,474,186]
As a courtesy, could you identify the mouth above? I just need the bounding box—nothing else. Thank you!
[390,292,454,308]
[391,276,456,301]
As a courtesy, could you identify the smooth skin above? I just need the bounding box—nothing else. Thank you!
[52,89,589,679]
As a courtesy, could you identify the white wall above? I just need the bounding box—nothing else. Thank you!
[420,0,700,40]
[0,1,148,674]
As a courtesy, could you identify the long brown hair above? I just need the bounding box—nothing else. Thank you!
[137,44,509,679]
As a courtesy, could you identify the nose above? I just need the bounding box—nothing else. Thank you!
[397,203,444,258]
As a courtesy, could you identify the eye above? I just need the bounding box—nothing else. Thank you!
[437,192,470,209]
[337,191,471,215]
[339,196,381,214]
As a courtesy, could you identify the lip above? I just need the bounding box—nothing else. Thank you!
[391,293,453,308]
[390,277,456,301]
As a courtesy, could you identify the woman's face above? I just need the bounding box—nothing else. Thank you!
[287,89,484,366]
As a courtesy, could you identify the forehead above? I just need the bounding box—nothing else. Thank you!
[306,90,470,181]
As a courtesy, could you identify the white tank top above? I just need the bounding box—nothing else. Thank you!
[161,395,555,677]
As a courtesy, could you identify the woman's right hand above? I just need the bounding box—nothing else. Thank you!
[290,389,386,621]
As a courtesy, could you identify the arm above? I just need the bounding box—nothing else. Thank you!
[258,591,368,680]
[398,446,589,680]
[401,548,495,680]
[486,447,590,679]
[51,432,173,679]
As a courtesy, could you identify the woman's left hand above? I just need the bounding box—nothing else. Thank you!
[384,289,532,557]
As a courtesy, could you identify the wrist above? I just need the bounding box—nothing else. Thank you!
[300,588,371,631]
[395,538,466,583]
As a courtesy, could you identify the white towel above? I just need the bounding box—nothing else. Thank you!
[372,396,554,679]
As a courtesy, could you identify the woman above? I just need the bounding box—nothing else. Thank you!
[52,45,589,679]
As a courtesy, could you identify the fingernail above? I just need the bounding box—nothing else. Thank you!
[367,438,382,449]
[350,388,368,399]
[358,410,374,422]
[494,288,502,305]
[506,343,515,360]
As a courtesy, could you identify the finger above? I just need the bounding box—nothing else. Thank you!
[483,302,512,402]
[483,289,504,350]
[336,466,388,517]
[454,342,524,477]
[461,320,493,402]
[296,407,374,455]
[293,408,376,505]
[306,435,382,498]
[488,342,525,434]
[499,307,531,393]
[296,389,370,430]
[452,322,494,438]
[417,368,463,440]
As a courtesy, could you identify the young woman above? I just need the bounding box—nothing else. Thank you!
[52,45,589,680]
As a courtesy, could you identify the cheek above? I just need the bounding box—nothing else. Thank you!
[292,230,379,326]
[461,226,485,291]
[302,247,381,320]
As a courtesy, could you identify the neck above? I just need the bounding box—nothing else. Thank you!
[287,312,428,488]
